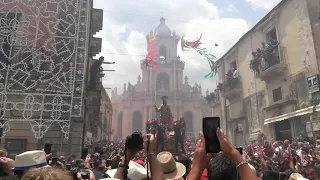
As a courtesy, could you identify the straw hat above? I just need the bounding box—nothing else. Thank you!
[107,161,147,180]
[12,150,49,172]
[289,173,307,180]
[157,151,186,180]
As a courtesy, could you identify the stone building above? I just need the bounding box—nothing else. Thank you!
[111,18,209,140]
[0,0,103,157]
[211,0,320,145]
[84,88,113,145]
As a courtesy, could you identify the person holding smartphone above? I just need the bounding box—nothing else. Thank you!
[188,128,260,180]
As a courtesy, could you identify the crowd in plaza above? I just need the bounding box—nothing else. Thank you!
[0,129,319,180]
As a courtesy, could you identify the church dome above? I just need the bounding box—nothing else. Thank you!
[154,17,172,37]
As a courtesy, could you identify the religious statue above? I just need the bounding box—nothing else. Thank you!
[88,56,104,90]
[154,96,173,127]
[124,83,127,92]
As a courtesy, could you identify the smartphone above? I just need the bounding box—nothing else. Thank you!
[51,157,58,165]
[81,148,88,160]
[44,143,52,154]
[203,117,220,153]
[236,147,243,155]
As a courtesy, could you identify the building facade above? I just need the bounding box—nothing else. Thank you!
[0,0,103,157]
[85,88,113,144]
[212,0,320,145]
[111,18,210,140]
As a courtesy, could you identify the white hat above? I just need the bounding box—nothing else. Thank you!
[157,151,186,180]
[107,161,147,180]
[12,150,49,172]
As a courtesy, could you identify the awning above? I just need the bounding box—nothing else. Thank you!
[264,105,320,125]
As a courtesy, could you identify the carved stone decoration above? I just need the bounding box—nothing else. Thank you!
[184,76,188,84]
[138,75,141,83]
[0,0,90,139]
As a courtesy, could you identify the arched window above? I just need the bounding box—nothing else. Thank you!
[159,45,166,59]
[156,72,170,91]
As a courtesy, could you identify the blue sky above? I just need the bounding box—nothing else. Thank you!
[211,0,268,25]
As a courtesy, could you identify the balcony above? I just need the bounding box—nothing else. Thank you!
[257,46,287,82]
[224,77,241,101]
[206,91,221,108]
[263,93,297,112]
[91,9,103,35]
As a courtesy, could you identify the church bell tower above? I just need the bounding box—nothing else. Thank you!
[140,18,185,97]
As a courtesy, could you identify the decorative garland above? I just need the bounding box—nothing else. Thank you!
[181,34,218,78]
[145,34,159,72]
[225,70,238,91]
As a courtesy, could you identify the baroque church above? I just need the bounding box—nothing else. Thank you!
[111,18,211,140]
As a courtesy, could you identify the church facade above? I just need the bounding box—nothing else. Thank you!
[111,18,211,140]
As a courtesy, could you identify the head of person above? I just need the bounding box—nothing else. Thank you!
[283,140,290,148]
[207,153,238,180]
[21,167,73,180]
[176,157,191,178]
[58,156,66,164]
[302,165,319,180]
[257,170,286,180]
[162,96,167,105]
[0,149,8,157]
[12,150,50,178]
[99,56,104,62]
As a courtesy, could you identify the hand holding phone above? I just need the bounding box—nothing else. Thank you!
[44,143,52,155]
[203,117,221,153]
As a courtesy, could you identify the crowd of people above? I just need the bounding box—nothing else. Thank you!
[0,129,318,180]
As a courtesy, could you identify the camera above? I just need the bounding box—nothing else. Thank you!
[125,132,143,150]
[69,159,90,180]
[70,167,89,180]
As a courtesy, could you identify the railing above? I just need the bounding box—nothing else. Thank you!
[262,46,286,71]
[225,77,240,92]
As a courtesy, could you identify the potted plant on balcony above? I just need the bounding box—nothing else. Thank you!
[250,50,262,75]
[217,83,224,92]
[225,70,238,91]
[205,92,216,105]
[262,40,279,70]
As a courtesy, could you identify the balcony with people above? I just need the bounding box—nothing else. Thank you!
[249,29,287,82]
[205,89,221,108]
[222,69,242,101]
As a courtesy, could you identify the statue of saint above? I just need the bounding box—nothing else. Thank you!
[154,96,173,127]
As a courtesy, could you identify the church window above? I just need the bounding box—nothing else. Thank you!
[159,45,167,59]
